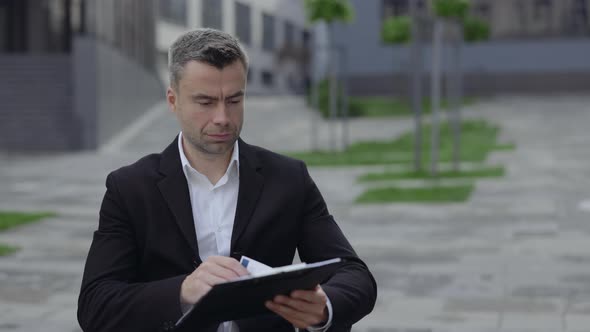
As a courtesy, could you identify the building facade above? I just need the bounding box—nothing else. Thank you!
[0,0,162,151]
[156,0,311,95]
[331,0,590,97]
[381,0,590,39]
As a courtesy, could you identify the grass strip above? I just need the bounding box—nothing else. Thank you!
[0,244,19,256]
[356,185,474,203]
[358,166,505,182]
[0,211,54,256]
[289,120,511,166]
[348,96,476,118]
[0,211,54,231]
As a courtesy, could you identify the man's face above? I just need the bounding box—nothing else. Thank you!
[167,60,246,158]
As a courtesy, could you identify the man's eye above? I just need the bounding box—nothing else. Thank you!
[198,101,212,106]
[228,99,241,104]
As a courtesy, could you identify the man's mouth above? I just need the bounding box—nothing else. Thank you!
[208,133,232,141]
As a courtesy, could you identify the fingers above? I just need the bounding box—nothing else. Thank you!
[274,295,324,313]
[265,299,325,328]
[181,256,249,305]
[265,286,329,329]
[197,256,249,282]
[198,261,242,282]
[207,256,249,277]
[290,286,327,305]
[195,269,227,286]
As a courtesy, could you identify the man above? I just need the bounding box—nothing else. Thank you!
[78,28,376,332]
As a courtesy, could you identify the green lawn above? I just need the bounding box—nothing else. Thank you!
[348,96,476,118]
[356,185,474,203]
[0,211,54,256]
[313,78,475,118]
[0,244,18,256]
[358,166,505,182]
[289,120,514,166]
[0,211,54,231]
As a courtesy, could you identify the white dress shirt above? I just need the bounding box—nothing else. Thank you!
[178,133,332,332]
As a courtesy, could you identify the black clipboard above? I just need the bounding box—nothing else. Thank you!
[175,258,345,328]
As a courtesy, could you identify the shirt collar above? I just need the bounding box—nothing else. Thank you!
[178,132,240,180]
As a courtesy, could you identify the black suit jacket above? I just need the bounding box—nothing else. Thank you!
[78,137,377,332]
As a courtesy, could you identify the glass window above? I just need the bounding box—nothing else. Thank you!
[247,67,253,83]
[0,5,8,51]
[475,3,491,19]
[262,13,275,51]
[261,71,274,86]
[202,0,222,29]
[284,21,294,46]
[533,0,552,20]
[382,0,408,18]
[571,0,588,33]
[302,29,311,47]
[159,0,187,26]
[235,1,251,46]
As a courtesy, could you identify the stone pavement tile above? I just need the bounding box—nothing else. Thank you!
[0,302,55,325]
[501,313,563,330]
[508,232,590,258]
[3,95,590,331]
[0,287,82,331]
[355,302,500,332]
[362,296,458,329]
[565,314,590,331]
[428,312,499,330]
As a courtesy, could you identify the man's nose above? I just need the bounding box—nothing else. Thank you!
[212,104,230,125]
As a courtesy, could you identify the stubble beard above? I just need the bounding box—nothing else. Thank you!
[184,129,239,157]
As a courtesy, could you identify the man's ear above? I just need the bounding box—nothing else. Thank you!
[166,87,177,113]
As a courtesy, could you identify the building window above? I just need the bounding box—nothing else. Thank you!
[261,71,274,86]
[571,0,588,33]
[382,0,426,19]
[247,67,253,83]
[159,0,187,26]
[533,0,552,20]
[284,21,294,46]
[262,13,275,51]
[0,7,6,51]
[202,0,222,29]
[235,1,251,46]
[302,29,311,48]
[382,0,408,18]
[475,3,491,20]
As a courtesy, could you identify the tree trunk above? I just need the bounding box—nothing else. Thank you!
[410,1,423,172]
[430,19,443,177]
[328,23,337,152]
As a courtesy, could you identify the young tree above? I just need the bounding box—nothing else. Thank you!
[381,0,489,174]
[304,0,354,151]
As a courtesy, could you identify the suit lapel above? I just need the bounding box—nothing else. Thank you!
[156,136,200,262]
[231,139,264,250]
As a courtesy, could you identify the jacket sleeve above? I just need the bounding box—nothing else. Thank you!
[296,162,378,330]
[77,172,185,332]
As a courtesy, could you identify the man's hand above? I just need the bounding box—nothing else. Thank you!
[265,285,329,329]
[180,256,249,305]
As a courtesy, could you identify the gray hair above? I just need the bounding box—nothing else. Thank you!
[168,28,249,90]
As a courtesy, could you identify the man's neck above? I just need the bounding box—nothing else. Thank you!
[182,138,233,185]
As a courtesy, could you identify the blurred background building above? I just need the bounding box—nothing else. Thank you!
[383,0,590,38]
[156,0,312,95]
[0,0,161,151]
[4,0,588,152]
[334,0,590,97]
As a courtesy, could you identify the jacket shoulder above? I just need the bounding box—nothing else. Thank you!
[247,144,306,170]
[107,153,163,184]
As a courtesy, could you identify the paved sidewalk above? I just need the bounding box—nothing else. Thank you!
[2,95,590,332]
